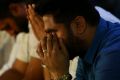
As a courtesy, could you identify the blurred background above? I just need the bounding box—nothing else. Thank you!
[0,0,29,68]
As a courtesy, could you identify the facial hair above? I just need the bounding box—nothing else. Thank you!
[65,29,87,60]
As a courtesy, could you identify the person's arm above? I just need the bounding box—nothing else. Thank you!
[23,57,44,80]
[0,59,28,80]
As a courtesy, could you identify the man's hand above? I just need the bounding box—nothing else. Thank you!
[27,4,46,40]
[37,33,69,79]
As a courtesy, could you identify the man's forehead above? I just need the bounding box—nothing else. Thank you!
[43,15,56,26]
[43,15,54,21]
[42,15,56,31]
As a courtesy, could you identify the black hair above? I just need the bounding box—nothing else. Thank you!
[35,0,100,26]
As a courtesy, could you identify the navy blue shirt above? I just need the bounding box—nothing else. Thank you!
[76,18,120,80]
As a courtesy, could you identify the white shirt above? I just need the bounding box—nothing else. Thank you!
[95,6,120,23]
[0,23,40,76]
[0,31,15,68]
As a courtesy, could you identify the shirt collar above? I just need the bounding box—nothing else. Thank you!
[84,18,108,64]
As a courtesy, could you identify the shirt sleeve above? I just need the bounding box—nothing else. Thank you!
[95,35,120,80]
[16,33,29,63]
[0,42,18,76]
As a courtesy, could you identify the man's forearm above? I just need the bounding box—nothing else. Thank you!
[0,69,24,80]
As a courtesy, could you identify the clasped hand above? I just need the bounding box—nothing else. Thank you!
[37,33,69,78]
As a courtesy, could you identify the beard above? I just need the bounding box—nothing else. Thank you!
[65,29,87,60]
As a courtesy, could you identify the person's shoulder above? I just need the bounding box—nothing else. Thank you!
[98,21,120,55]
[16,32,29,43]
[0,31,12,47]
[104,21,120,40]
[0,31,10,38]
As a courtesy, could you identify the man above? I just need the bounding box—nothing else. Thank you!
[35,0,120,80]
[1,0,120,80]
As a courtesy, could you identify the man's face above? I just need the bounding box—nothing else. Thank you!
[43,15,87,59]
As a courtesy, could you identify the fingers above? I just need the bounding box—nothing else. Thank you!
[28,4,36,17]
[38,33,59,57]
[37,42,47,68]
[26,4,36,25]
[37,33,69,71]
[32,4,35,8]
[47,34,53,56]
[27,4,37,23]
[37,42,44,59]
[37,33,67,57]
[41,36,47,54]
[52,33,59,54]
[26,4,45,40]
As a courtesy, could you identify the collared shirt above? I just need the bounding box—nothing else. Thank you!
[76,18,120,80]
[95,6,120,23]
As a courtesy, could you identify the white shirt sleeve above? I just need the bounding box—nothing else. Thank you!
[16,33,30,63]
[0,42,18,76]
[0,31,14,67]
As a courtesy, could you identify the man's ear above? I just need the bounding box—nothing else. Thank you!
[70,16,87,36]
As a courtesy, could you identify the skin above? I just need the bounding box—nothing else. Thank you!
[24,2,97,80]
[37,14,97,79]
[27,4,46,40]
[26,5,52,80]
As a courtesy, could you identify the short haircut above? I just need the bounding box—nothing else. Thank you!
[35,0,100,26]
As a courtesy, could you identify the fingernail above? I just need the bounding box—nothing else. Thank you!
[32,4,35,8]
